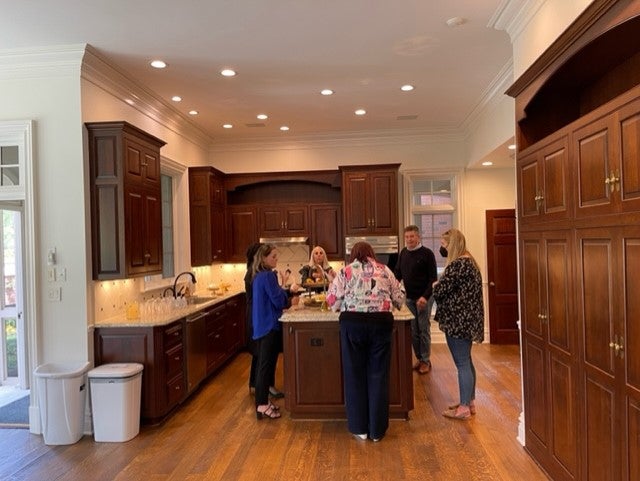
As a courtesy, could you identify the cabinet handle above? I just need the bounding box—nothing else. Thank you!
[534,191,544,213]
[174,356,180,361]
[144,253,151,258]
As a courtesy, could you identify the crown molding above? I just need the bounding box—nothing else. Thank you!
[0,44,84,79]
[81,45,213,150]
[209,126,466,153]
[489,0,546,44]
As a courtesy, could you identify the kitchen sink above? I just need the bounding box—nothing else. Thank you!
[187,296,216,305]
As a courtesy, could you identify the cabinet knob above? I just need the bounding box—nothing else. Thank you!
[489,281,495,287]
[144,253,151,258]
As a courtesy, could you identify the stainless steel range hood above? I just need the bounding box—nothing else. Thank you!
[259,236,309,245]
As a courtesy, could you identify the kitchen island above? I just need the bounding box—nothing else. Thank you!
[280,306,414,420]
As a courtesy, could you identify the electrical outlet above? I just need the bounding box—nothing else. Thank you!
[47,267,55,283]
[47,287,61,302]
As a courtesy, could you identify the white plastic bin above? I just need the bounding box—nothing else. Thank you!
[88,363,143,442]
[33,361,91,445]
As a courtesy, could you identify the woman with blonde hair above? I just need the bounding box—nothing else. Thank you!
[432,228,484,420]
[299,245,335,287]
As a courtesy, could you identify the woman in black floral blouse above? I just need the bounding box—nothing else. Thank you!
[432,228,484,420]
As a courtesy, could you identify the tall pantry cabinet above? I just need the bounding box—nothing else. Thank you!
[507,2,640,481]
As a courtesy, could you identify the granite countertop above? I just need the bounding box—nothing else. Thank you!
[279,304,413,323]
[94,288,244,328]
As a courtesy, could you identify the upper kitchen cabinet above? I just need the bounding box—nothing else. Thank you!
[309,203,342,259]
[341,164,399,236]
[189,167,226,266]
[86,121,166,280]
[258,205,308,238]
[226,205,257,263]
[517,135,570,225]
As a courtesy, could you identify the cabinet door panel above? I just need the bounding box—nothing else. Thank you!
[227,207,257,262]
[524,337,548,446]
[343,174,369,233]
[521,236,544,338]
[542,142,569,216]
[126,190,145,269]
[370,172,396,233]
[624,235,640,392]
[629,399,640,481]
[260,208,284,235]
[575,118,616,217]
[618,104,640,213]
[310,204,342,259]
[144,193,162,271]
[518,156,540,220]
[546,237,572,352]
[549,353,578,476]
[584,377,615,481]
[284,207,307,234]
[578,235,615,375]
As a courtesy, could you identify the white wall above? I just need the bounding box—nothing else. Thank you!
[0,47,89,364]
[512,0,595,78]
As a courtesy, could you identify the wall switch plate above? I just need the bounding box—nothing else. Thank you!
[47,287,61,302]
[57,267,67,282]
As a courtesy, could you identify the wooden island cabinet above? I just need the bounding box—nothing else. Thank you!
[280,307,414,420]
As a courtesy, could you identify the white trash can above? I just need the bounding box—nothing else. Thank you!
[33,361,91,445]
[88,363,143,442]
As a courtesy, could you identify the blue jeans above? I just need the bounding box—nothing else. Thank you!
[445,335,476,406]
[406,298,431,364]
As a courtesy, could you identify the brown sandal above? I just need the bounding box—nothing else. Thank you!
[448,403,476,415]
[256,404,281,420]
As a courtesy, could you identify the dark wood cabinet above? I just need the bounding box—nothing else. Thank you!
[575,225,640,481]
[189,167,226,266]
[94,319,186,425]
[94,294,246,425]
[341,165,399,236]
[517,136,570,225]
[226,206,257,262]
[519,230,578,480]
[507,4,640,480]
[86,121,166,279]
[258,205,308,237]
[282,319,413,419]
[309,203,343,259]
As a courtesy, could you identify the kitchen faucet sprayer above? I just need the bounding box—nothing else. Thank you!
[172,271,197,298]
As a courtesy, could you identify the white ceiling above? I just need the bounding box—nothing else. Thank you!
[1,0,513,150]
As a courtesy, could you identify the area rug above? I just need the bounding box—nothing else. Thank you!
[0,395,29,427]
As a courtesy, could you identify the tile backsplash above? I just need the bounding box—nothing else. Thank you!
[93,242,343,323]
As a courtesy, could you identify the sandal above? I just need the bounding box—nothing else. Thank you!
[442,407,471,420]
[256,404,281,420]
[448,403,476,415]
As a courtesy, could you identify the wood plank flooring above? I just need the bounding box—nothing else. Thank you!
[0,344,549,481]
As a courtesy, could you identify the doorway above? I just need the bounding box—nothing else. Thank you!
[485,209,519,344]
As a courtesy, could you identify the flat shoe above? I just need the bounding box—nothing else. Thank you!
[417,361,431,374]
[448,403,476,415]
[442,408,471,420]
[352,433,367,440]
[269,387,285,399]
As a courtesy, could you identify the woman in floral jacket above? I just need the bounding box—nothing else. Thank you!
[432,228,484,420]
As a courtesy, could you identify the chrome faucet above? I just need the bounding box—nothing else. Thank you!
[172,271,197,298]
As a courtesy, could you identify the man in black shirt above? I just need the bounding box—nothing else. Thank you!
[394,225,438,374]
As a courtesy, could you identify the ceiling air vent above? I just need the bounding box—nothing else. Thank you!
[397,115,418,121]
[245,123,266,128]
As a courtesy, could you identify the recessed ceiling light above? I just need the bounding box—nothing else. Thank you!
[320,89,334,96]
[280,126,290,131]
[400,85,414,91]
[220,69,236,77]
[150,60,167,69]
[171,96,182,102]
[124,99,135,105]
[257,114,268,120]
[482,161,493,166]
[446,17,467,27]
[188,110,199,115]
[223,124,233,129]
[355,109,366,116]
[508,144,516,150]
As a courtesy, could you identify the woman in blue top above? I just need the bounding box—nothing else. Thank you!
[251,244,294,419]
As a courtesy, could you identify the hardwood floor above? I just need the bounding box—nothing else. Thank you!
[0,344,549,481]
